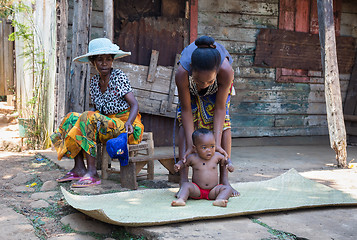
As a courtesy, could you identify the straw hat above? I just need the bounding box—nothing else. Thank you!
[73,38,131,63]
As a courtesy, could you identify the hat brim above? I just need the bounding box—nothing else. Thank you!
[73,50,131,63]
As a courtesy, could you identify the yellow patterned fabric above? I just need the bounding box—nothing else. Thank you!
[177,82,233,131]
[51,110,144,160]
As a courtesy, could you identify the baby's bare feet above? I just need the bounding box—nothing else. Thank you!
[231,188,240,197]
[213,199,228,207]
[171,199,186,207]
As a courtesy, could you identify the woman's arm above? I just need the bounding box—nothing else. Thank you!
[214,58,234,157]
[124,92,139,134]
[175,65,195,160]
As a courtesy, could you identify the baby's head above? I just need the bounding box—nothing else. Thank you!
[192,128,215,160]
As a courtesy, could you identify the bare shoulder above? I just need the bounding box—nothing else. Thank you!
[175,65,189,87]
[217,59,234,86]
[186,153,199,165]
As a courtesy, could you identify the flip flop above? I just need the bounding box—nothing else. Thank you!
[71,176,101,188]
[56,172,81,182]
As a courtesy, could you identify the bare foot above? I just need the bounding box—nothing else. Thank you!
[171,199,186,207]
[213,199,228,207]
[231,187,240,197]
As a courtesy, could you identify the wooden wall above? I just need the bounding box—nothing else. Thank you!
[198,0,357,138]
[64,0,184,146]
[0,19,14,96]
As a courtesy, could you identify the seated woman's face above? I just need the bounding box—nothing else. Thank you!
[192,70,217,91]
[93,54,114,76]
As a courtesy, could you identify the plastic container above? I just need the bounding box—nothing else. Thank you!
[18,118,35,138]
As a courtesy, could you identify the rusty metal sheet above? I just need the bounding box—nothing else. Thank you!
[115,17,188,67]
[254,28,356,73]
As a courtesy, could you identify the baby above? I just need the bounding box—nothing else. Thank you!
[171,128,234,207]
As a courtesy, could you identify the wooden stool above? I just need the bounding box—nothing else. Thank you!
[98,132,155,189]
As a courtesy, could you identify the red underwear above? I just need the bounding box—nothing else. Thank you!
[191,182,212,200]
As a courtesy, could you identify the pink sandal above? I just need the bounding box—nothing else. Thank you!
[56,172,81,182]
[71,176,101,188]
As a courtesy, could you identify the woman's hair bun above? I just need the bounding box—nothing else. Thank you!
[195,36,216,48]
[191,36,220,71]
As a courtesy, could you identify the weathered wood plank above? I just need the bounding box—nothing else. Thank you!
[233,78,306,91]
[198,12,277,28]
[198,26,258,43]
[233,66,275,79]
[0,19,14,96]
[318,0,347,167]
[68,0,92,113]
[55,0,69,127]
[68,0,103,11]
[67,26,105,40]
[147,50,159,83]
[279,0,295,30]
[103,0,113,40]
[167,54,180,112]
[254,28,356,73]
[68,7,103,28]
[341,0,357,14]
[231,54,254,67]
[231,126,328,138]
[220,41,256,55]
[132,88,177,118]
[295,0,310,32]
[199,1,278,16]
[344,114,357,122]
[341,13,357,38]
[113,62,177,95]
[231,102,328,115]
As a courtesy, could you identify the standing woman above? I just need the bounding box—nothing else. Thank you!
[175,36,238,196]
[51,38,144,187]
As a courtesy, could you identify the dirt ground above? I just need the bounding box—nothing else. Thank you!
[1,102,357,240]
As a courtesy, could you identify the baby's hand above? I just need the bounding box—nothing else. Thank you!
[226,163,234,172]
[174,163,181,172]
[223,158,234,172]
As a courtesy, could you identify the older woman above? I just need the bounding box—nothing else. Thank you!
[51,38,144,187]
[175,36,238,196]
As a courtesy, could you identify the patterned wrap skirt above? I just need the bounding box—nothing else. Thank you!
[177,85,233,131]
[50,110,144,160]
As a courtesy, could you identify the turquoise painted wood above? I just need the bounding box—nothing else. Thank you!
[198,0,357,137]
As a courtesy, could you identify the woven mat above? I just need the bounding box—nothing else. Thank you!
[61,169,357,226]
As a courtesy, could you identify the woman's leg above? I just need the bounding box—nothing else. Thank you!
[175,126,190,198]
[56,150,87,182]
[178,126,189,185]
[71,151,87,176]
[71,151,101,187]
[84,151,100,179]
[221,128,239,197]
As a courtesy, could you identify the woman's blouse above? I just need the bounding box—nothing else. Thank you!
[90,69,132,115]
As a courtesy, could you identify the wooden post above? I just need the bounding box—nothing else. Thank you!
[190,0,198,43]
[69,0,92,113]
[55,0,68,127]
[167,54,180,112]
[317,0,347,168]
[103,0,114,41]
[147,50,159,83]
